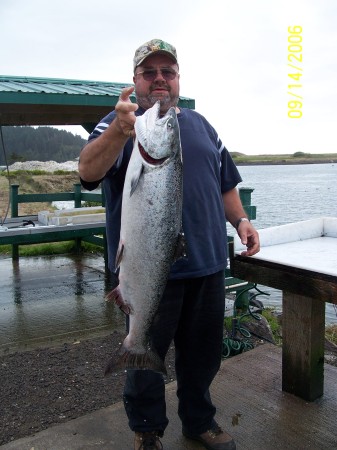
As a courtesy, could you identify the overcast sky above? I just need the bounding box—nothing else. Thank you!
[1,0,336,155]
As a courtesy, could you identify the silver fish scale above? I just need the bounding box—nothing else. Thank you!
[117,104,183,361]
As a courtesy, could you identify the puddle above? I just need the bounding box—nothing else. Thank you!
[0,254,125,354]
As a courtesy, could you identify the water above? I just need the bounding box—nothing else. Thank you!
[1,164,336,353]
[234,163,337,324]
[238,163,337,230]
[0,254,125,353]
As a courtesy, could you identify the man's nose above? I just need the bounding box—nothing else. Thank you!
[153,70,166,81]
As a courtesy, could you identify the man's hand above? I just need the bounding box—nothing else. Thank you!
[79,87,139,182]
[237,221,260,256]
[114,86,138,138]
[222,188,260,257]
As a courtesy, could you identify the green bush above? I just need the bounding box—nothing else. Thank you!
[53,170,78,175]
[326,324,337,345]
[293,151,310,158]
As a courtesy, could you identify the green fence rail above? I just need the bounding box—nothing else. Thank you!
[2,184,257,300]
[3,183,107,263]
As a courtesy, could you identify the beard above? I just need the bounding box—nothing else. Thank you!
[136,83,179,114]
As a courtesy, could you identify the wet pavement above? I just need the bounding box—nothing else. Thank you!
[1,253,337,449]
[1,344,337,450]
[0,254,125,355]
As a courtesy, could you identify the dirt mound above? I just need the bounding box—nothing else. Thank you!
[0,170,81,218]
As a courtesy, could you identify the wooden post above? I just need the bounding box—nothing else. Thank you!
[282,291,325,401]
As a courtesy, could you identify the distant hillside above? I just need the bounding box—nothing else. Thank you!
[230,152,337,165]
[0,126,87,165]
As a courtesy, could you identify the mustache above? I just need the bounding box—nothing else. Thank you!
[149,81,170,92]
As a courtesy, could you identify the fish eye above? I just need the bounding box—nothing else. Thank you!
[167,118,174,129]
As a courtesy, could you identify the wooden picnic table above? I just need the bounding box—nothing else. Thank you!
[0,217,106,246]
[0,216,107,266]
[230,217,337,401]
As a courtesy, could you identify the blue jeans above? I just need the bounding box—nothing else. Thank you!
[123,271,225,436]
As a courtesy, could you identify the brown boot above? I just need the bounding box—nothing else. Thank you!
[134,431,163,450]
[183,424,236,450]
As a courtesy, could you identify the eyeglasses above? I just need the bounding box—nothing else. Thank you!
[135,67,179,82]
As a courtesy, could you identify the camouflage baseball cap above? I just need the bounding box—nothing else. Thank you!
[133,39,178,71]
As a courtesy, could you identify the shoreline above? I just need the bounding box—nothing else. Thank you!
[234,159,337,166]
[233,158,337,166]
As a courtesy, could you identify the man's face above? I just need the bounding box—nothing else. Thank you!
[133,53,180,114]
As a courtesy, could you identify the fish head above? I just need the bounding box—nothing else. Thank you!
[135,101,181,166]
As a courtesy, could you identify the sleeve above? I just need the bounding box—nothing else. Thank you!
[80,177,102,191]
[189,109,242,193]
[218,137,242,193]
[88,111,116,142]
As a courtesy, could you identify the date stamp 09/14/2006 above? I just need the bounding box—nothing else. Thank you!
[287,25,303,119]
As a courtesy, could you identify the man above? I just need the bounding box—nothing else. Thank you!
[79,39,260,450]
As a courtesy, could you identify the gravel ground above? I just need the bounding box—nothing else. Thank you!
[0,332,176,446]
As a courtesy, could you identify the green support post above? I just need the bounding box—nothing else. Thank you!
[74,183,82,252]
[10,185,19,259]
[239,187,253,205]
[74,183,82,208]
[10,184,19,218]
[239,187,256,221]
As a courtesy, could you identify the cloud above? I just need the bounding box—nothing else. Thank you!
[1,0,336,154]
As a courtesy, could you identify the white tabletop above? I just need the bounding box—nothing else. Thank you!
[234,217,337,277]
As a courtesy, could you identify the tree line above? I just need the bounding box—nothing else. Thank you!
[0,126,87,165]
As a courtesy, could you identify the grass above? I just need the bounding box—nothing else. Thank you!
[230,152,337,165]
[326,324,337,345]
[0,241,104,257]
[261,308,282,345]
[1,170,49,176]
[0,170,78,176]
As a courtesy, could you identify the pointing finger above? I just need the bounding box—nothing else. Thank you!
[116,87,138,115]
[119,86,135,102]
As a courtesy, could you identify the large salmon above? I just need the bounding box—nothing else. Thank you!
[105,101,185,375]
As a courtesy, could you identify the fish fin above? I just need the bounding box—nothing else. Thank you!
[115,241,124,269]
[105,286,132,315]
[130,163,144,197]
[173,230,188,261]
[104,344,167,376]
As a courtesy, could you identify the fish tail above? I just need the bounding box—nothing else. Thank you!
[104,344,167,376]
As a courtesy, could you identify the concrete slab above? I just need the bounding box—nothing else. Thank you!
[1,344,336,450]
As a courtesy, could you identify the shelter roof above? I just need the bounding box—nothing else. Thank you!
[0,75,195,133]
